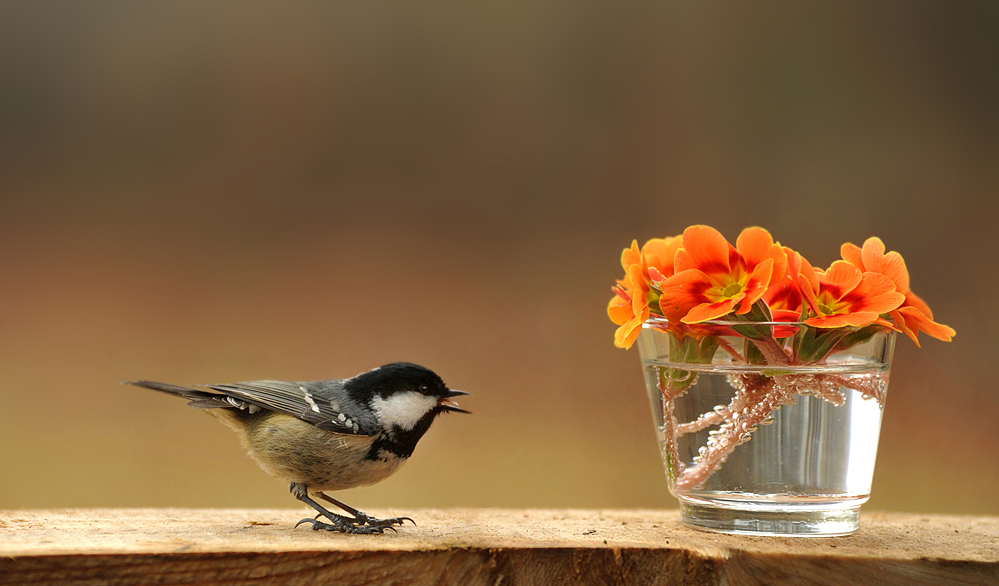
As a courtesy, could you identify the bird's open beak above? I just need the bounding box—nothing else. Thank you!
[439,389,471,414]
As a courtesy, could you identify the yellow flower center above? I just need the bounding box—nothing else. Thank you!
[816,291,849,316]
[721,282,743,298]
[706,269,750,303]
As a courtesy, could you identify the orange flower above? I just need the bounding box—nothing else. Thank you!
[621,237,683,283]
[658,226,787,324]
[798,260,904,328]
[841,237,955,345]
[763,246,812,317]
[608,237,681,349]
[607,266,649,349]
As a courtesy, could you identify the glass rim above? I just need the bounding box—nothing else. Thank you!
[641,316,892,328]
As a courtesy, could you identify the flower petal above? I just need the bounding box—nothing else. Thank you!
[675,225,732,274]
[658,268,712,322]
[607,297,634,326]
[805,311,881,329]
[898,305,956,342]
[735,227,773,262]
[861,237,910,293]
[860,236,885,270]
[798,273,821,316]
[840,242,864,271]
[642,236,682,280]
[628,264,649,316]
[683,298,742,323]
[821,261,864,296]
[621,240,642,272]
[764,276,802,312]
[737,227,787,287]
[890,308,921,347]
[770,309,804,321]
[736,258,774,313]
[903,290,934,319]
[845,272,905,314]
[614,313,647,349]
[764,247,807,313]
[796,252,819,293]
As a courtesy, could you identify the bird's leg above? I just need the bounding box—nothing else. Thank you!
[315,491,415,528]
[289,483,390,534]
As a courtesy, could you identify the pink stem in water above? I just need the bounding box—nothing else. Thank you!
[717,338,744,362]
[676,384,755,436]
[782,374,847,406]
[753,336,792,365]
[675,374,792,492]
[827,372,888,406]
[672,370,887,492]
[676,410,726,436]
[656,369,689,485]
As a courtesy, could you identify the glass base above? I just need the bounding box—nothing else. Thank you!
[679,500,861,537]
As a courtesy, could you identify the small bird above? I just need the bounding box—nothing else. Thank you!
[126,362,469,534]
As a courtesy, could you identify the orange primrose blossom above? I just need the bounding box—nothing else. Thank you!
[841,237,955,345]
[798,260,904,329]
[608,237,682,349]
[657,226,787,324]
[762,246,812,319]
[608,265,649,349]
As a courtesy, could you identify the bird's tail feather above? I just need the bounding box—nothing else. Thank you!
[124,380,229,409]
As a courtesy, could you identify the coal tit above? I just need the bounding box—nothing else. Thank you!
[127,362,469,534]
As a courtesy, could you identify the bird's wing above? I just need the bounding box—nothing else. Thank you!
[205,380,377,436]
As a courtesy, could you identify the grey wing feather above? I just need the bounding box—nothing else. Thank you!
[205,380,378,436]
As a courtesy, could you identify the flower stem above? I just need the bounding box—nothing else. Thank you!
[751,336,791,365]
[675,374,790,492]
[656,367,687,487]
[672,370,883,492]
[717,338,744,362]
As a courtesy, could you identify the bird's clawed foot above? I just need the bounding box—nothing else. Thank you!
[355,512,415,528]
[295,516,394,534]
[289,485,414,534]
[307,511,413,529]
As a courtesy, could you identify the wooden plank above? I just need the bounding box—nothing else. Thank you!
[1,509,996,585]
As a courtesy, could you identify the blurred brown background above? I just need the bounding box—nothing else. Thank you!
[1,2,996,515]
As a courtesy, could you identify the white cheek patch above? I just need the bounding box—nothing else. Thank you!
[370,392,438,431]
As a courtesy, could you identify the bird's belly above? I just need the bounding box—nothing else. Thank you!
[240,414,405,491]
[312,451,407,492]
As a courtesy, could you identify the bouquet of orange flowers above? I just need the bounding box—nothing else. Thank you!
[609,225,954,492]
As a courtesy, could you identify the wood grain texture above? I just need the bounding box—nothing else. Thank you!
[1,509,997,585]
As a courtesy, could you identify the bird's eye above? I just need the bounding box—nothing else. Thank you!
[419,385,429,393]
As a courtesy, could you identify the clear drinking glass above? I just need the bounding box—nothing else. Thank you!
[636,318,895,536]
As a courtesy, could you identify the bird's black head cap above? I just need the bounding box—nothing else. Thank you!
[344,362,450,402]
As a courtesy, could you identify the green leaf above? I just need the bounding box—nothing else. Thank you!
[744,338,766,365]
[658,331,717,397]
[657,365,697,395]
[796,327,851,363]
[793,323,816,361]
[835,324,882,351]
[730,300,776,340]
[697,336,720,363]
